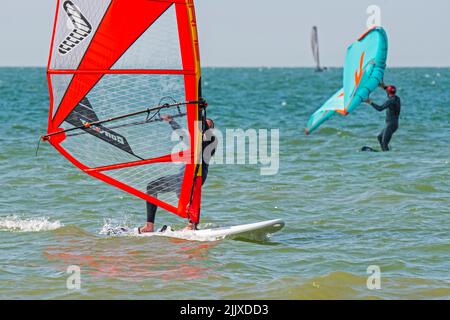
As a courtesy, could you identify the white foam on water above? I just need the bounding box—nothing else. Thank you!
[99,220,223,242]
[0,215,63,232]
[99,216,135,236]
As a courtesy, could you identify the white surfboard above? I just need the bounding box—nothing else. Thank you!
[104,219,285,242]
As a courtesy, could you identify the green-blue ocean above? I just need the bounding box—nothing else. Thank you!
[0,67,449,299]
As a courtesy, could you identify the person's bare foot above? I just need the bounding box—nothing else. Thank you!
[139,222,154,233]
[182,221,198,231]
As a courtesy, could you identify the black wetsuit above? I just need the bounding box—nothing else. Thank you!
[146,120,217,223]
[370,95,401,151]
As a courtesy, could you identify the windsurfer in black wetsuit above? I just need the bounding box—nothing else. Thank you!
[139,115,217,233]
[365,84,401,151]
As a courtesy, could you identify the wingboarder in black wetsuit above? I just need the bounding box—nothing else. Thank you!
[365,84,401,151]
[139,115,217,233]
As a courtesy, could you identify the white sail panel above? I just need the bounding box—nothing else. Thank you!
[50,0,112,70]
[112,5,183,70]
[103,163,186,207]
[50,74,74,118]
[59,74,189,168]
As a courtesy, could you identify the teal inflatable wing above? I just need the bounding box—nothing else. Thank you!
[305,27,388,135]
[305,88,344,135]
[343,27,388,114]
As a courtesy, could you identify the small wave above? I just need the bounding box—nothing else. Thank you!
[0,215,63,232]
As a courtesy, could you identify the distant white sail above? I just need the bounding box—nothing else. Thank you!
[311,26,324,72]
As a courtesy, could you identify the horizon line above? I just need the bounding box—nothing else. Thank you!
[1,65,449,69]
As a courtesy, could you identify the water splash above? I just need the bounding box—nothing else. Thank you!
[0,215,63,232]
[99,220,221,241]
[99,216,136,236]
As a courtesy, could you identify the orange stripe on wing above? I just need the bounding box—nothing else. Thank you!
[354,51,365,88]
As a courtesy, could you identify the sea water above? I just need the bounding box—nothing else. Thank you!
[0,67,449,299]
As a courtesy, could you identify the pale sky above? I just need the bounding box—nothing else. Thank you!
[1,0,449,67]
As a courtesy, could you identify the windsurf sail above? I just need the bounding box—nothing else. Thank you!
[305,26,388,135]
[44,0,205,222]
[311,26,323,72]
